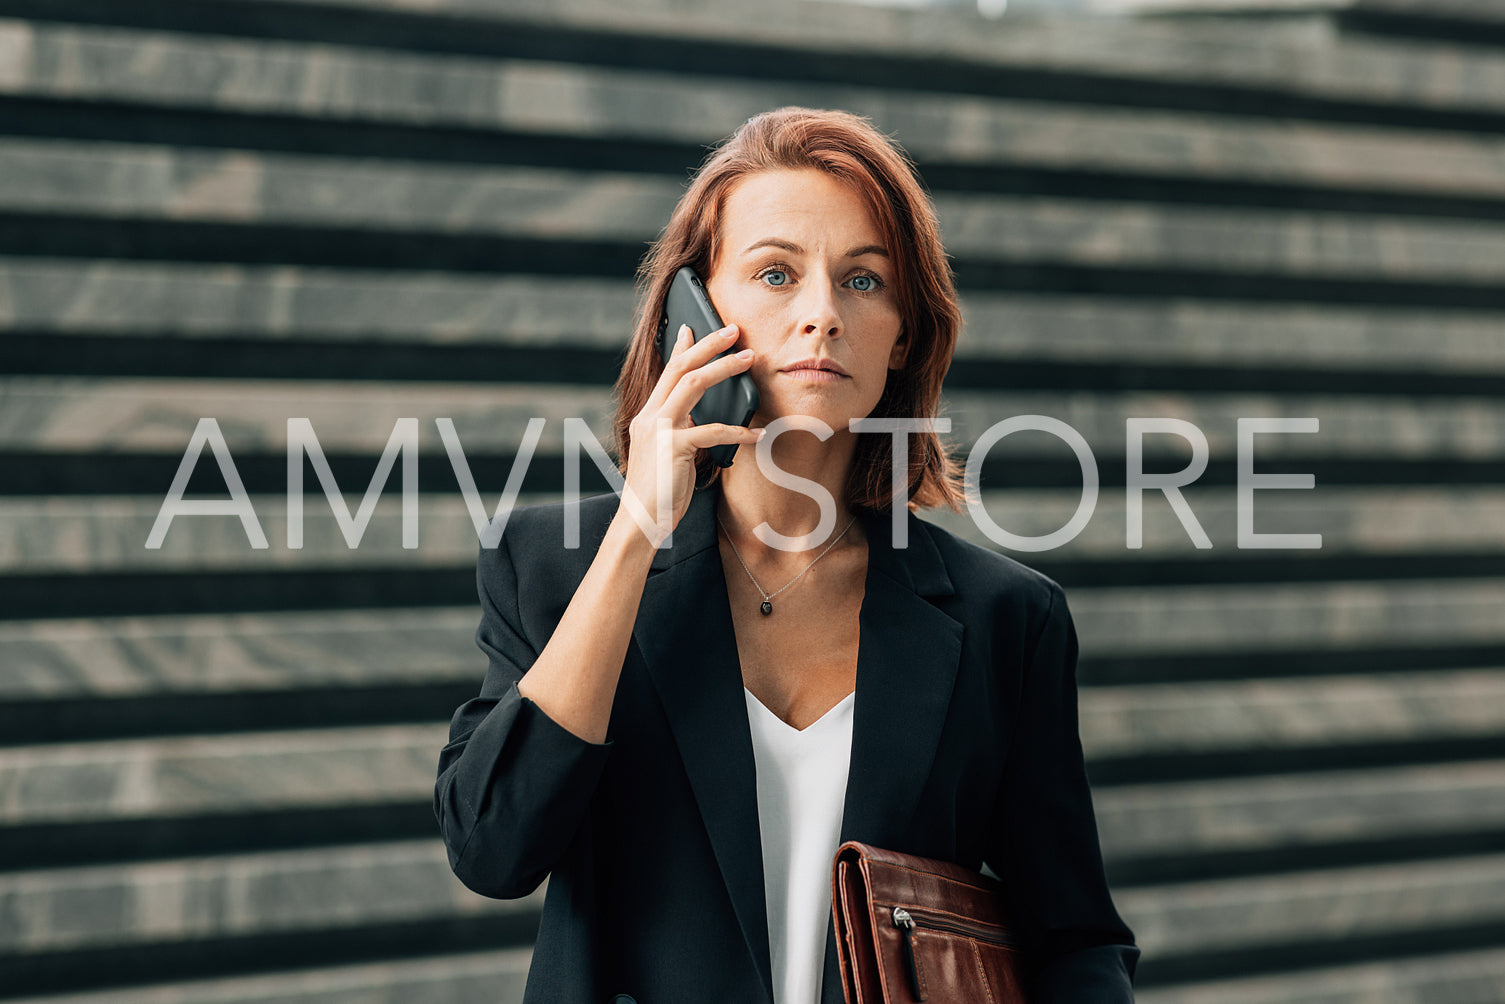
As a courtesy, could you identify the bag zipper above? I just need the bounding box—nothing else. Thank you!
[890,905,1020,1002]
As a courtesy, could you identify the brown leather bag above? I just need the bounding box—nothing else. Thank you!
[830,840,1032,1003]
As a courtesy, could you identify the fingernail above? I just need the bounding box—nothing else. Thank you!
[678,324,690,345]
[722,325,739,338]
[753,428,766,439]
[736,349,753,359]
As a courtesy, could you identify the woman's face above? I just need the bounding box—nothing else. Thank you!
[705,168,907,434]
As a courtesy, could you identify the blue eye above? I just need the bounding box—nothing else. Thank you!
[847,273,885,294]
[761,270,789,287]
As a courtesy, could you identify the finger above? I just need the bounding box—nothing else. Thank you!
[667,322,740,375]
[647,322,740,414]
[664,346,753,420]
[662,347,755,422]
[642,324,692,415]
[680,422,766,452]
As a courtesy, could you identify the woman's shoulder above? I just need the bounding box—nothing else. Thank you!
[483,491,620,557]
[473,493,621,637]
[909,509,1064,617]
[475,492,621,601]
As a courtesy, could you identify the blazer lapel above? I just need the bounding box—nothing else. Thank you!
[632,486,963,1004]
[820,503,963,1004]
[634,485,776,1003]
[837,502,963,850]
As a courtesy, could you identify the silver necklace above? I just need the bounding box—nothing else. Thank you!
[716,512,859,616]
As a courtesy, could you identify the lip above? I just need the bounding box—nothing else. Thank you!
[780,358,850,377]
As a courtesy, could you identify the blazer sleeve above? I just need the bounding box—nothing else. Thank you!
[433,528,613,900]
[985,581,1140,1001]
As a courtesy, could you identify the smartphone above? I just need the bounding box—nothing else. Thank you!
[654,265,761,468]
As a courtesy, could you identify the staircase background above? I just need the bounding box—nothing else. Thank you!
[3,0,1505,1000]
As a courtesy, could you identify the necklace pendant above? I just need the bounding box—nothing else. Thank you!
[760,600,773,616]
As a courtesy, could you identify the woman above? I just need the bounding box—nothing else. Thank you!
[434,107,1138,1004]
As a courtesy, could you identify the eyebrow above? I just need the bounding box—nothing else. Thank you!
[741,238,889,259]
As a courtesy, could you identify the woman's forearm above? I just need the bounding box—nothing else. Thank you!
[515,509,660,745]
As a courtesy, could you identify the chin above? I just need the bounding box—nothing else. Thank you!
[754,402,862,436]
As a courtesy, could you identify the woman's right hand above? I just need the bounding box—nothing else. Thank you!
[617,322,763,548]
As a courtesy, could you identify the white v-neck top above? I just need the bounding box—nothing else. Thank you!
[743,685,857,1004]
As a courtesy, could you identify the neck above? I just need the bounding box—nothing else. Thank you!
[716,428,862,555]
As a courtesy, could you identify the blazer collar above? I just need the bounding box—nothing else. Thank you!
[634,484,964,1004]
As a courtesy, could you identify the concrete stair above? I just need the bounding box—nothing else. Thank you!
[2,0,1503,999]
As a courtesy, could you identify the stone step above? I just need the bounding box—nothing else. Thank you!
[79,943,1491,1004]
[4,698,1498,837]
[0,140,670,247]
[1117,849,1505,959]
[932,190,1505,284]
[942,387,1505,462]
[6,137,1503,284]
[2,583,1501,697]
[0,724,447,826]
[2,580,1500,708]
[2,584,1492,710]
[4,949,532,1004]
[1096,757,1505,860]
[1135,943,1505,1004]
[5,485,1503,574]
[952,297,1505,379]
[0,839,536,956]
[19,838,1490,971]
[1355,0,1505,29]
[3,867,1502,1004]
[0,258,639,347]
[0,3,1494,1001]
[1081,667,1505,759]
[0,376,611,452]
[185,0,1505,117]
[922,485,1505,561]
[6,377,1505,461]
[0,494,548,573]
[0,607,480,701]
[4,21,1504,198]
[9,258,1504,378]
[1067,578,1505,657]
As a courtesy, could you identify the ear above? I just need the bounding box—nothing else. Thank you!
[889,329,909,370]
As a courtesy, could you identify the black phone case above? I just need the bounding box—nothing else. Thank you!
[654,266,761,468]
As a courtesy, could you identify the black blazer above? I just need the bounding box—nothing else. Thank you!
[434,484,1139,1004]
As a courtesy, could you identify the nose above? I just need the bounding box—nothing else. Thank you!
[798,275,843,340]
